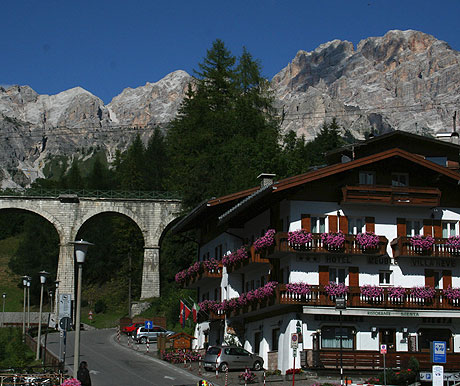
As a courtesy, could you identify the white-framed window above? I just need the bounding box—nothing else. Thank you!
[312,216,326,233]
[359,171,376,185]
[442,221,457,238]
[321,326,354,349]
[406,219,422,237]
[329,267,346,284]
[392,173,409,187]
[379,270,392,285]
[348,217,365,235]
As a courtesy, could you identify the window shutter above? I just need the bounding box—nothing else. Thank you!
[328,215,338,232]
[301,214,311,232]
[397,218,406,237]
[433,220,442,238]
[423,219,433,237]
[319,266,329,286]
[339,216,348,234]
[443,270,452,289]
[425,269,435,287]
[365,217,375,233]
[349,267,359,287]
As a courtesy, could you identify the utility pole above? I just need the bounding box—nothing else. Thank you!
[128,250,132,318]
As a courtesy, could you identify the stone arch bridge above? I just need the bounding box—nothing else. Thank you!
[0,190,181,299]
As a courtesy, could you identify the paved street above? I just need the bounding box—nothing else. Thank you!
[45,328,202,386]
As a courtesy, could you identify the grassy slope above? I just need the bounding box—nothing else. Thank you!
[0,236,25,312]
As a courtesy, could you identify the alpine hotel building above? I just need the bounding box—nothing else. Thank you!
[173,131,460,373]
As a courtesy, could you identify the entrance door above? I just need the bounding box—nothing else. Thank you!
[380,328,396,351]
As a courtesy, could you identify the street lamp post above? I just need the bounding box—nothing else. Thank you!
[22,276,28,339]
[55,281,60,328]
[71,239,93,378]
[1,292,6,327]
[27,276,31,329]
[36,270,49,361]
[336,296,347,386]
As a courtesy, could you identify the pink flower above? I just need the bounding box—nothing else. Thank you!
[388,286,406,300]
[324,282,348,297]
[254,229,276,251]
[410,235,434,250]
[411,285,436,299]
[321,231,345,248]
[286,282,311,295]
[360,285,384,298]
[356,232,380,249]
[288,230,313,245]
[444,285,460,300]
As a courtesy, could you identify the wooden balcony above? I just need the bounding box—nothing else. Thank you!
[342,185,441,207]
[263,232,388,259]
[310,350,460,371]
[391,236,460,258]
[197,309,225,323]
[182,264,223,289]
[226,246,270,274]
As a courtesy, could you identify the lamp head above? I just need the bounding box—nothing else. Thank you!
[22,275,29,287]
[55,280,60,289]
[2,293,5,299]
[71,239,94,264]
[39,271,49,284]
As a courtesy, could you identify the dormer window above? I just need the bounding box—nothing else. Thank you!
[359,171,375,185]
[392,173,409,187]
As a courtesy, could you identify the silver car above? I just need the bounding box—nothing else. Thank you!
[203,345,264,372]
[133,325,175,343]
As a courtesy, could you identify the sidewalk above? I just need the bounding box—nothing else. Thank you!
[115,333,347,386]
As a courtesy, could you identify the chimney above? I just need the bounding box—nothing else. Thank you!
[257,173,276,188]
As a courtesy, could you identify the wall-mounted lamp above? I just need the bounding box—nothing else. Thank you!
[402,327,409,338]
[371,327,378,338]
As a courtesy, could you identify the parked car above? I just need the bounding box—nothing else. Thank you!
[133,325,175,343]
[121,323,144,335]
[203,345,263,372]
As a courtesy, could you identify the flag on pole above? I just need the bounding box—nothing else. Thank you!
[184,303,191,322]
[179,300,185,327]
[192,303,200,323]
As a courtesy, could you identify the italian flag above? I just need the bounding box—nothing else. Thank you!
[192,303,200,323]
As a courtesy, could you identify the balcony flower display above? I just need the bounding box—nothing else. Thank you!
[203,258,220,273]
[360,285,384,298]
[254,229,276,251]
[187,261,201,276]
[410,235,435,250]
[356,232,380,249]
[324,281,349,297]
[446,235,460,249]
[287,229,313,246]
[387,286,406,300]
[410,285,436,300]
[444,285,460,300]
[222,246,249,267]
[175,261,202,284]
[321,231,345,249]
[175,269,187,284]
[198,299,220,313]
[286,282,311,295]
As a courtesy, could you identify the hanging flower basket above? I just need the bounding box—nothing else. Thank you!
[203,258,220,273]
[222,246,249,267]
[387,286,406,300]
[446,235,460,250]
[254,229,276,251]
[356,232,380,249]
[286,282,311,295]
[360,285,384,299]
[411,286,436,300]
[410,235,434,251]
[288,229,313,248]
[324,282,349,297]
[321,231,345,249]
[444,285,460,300]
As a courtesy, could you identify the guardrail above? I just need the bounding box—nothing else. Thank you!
[0,188,182,200]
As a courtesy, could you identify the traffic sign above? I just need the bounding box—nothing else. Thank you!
[59,316,72,331]
[293,348,297,357]
[380,344,387,354]
[291,333,299,349]
[58,294,71,320]
[433,365,444,386]
[432,341,447,363]
[145,320,153,329]
[88,310,93,320]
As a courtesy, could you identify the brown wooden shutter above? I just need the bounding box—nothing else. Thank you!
[339,216,348,234]
[301,214,311,232]
[433,220,442,238]
[319,266,329,286]
[425,269,435,287]
[328,215,338,232]
[397,218,406,237]
[443,270,452,289]
[423,219,433,237]
[349,267,359,287]
[365,217,375,233]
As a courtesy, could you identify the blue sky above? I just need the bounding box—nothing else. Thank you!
[2,0,460,104]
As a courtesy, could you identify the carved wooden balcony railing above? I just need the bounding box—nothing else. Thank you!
[225,246,270,274]
[391,236,460,258]
[342,185,441,207]
[261,232,388,259]
[197,309,225,323]
[183,264,223,289]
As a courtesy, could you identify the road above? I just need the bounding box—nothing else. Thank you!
[45,329,202,386]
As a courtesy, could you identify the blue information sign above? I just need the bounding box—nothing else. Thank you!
[432,341,447,363]
[145,320,153,329]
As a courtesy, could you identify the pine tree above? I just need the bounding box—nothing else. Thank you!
[144,128,168,191]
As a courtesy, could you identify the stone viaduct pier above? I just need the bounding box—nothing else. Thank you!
[0,190,181,299]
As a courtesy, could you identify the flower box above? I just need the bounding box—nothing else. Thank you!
[285,373,307,381]
[410,235,434,251]
[265,375,284,382]
[321,231,346,250]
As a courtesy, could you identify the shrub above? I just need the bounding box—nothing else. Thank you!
[94,299,107,313]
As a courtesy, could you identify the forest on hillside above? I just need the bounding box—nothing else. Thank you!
[0,40,352,323]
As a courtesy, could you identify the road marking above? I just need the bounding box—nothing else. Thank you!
[164,376,175,380]
[89,370,100,375]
